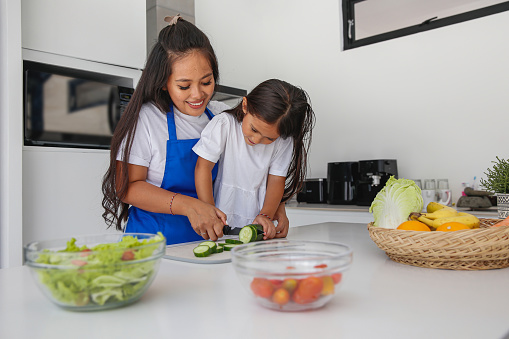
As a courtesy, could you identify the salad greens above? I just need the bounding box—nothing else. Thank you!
[34,233,165,308]
[369,176,423,229]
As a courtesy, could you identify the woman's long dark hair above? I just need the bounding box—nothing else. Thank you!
[226,79,315,202]
[101,18,219,231]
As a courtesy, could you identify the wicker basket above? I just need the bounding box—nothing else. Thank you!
[368,218,509,270]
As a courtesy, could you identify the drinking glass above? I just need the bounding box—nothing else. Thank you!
[423,179,436,190]
[422,179,437,211]
[437,179,452,206]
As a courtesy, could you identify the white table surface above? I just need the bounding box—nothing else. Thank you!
[1,222,508,339]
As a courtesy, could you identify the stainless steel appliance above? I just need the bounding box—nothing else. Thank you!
[297,178,328,203]
[23,60,134,149]
[356,159,398,206]
[327,162,359,205]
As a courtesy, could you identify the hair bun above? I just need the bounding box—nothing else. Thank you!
[164,14,181,26]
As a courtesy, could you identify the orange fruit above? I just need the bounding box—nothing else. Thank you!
[436,222,470,232]
[397,220,431,231]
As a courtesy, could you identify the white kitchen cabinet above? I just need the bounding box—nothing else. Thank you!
[21,0,146,69]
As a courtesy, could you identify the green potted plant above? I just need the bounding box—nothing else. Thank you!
[480,156,509,219]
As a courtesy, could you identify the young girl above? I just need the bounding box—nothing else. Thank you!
[193,79,315,238]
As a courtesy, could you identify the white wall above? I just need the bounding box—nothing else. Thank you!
[0,0,23,268]
[195,0,509,202]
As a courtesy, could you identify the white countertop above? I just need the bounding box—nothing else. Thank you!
[286,202,500,218]
[1,222,508,339]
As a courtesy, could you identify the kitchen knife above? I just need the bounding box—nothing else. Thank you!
[222,225,241,235]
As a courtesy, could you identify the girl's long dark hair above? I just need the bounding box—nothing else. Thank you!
[226,79,315,202]
[101,18,219,231]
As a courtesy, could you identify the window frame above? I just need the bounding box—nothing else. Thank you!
[342,0,509,50]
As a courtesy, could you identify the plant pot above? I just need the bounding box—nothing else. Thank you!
[496,193,509,219]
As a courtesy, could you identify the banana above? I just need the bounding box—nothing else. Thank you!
[432,214,480,229]
[422,207,459,220]
[417,216,436,230]
[426,202,450,213]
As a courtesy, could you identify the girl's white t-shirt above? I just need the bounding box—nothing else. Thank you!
[117,101,230,187]
[192,113,293,228]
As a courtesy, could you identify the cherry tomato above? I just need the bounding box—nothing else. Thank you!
[297,276,323,299]
[282,278,298,293]
[250,278,274,298]
[292,288,319,304]
[331,273,343,285]
[292,276,323,304]
[272,288,290,306]
[269,279,283,288]
[121,250,135,261]
[321,276,335,296]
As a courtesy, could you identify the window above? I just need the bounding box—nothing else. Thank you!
[342,0,509,50]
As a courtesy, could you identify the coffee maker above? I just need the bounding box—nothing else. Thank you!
[356,159,398,206]
[327,162,359,205]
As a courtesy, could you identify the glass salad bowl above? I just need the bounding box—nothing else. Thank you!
[231,240,353,311]
[24,233,166,311]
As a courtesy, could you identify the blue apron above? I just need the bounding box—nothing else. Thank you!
[125,106,218,245]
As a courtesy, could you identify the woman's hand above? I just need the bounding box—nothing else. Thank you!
[273,202,289,238]
[184,198,227,241]
[253,214,276,240]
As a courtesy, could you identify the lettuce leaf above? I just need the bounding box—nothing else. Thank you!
[369,176,423,229]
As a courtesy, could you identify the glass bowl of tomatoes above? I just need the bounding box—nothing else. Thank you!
[231,239,352,311]
[24,233,166,311]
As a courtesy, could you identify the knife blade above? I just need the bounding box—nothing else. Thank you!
[222,225,241,235]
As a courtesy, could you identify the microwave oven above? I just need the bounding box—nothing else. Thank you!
[23,60,134,149]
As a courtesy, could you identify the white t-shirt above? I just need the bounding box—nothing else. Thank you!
[117,101,230,187]
[192,113,293,228]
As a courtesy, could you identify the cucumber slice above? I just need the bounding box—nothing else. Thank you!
[216,242,226,247]
[223,244,241,251]
[193,245,211,257]
[239,224,264,243]
[239,226,257,244]
[215,246,224,253]
[248,224,264,241]
[199,241,217,253]
[225,239,243,244]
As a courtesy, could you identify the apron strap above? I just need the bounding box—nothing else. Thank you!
[167,105,214,141]
[167,105,177,140]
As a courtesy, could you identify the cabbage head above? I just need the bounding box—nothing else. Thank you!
[369,176,423,229]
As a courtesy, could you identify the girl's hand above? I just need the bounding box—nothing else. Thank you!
[273,202,289,238]
[253,214,276,240]
[186,199,226,241]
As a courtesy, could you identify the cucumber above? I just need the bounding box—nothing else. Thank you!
[225,239,243,244]
[215,246,224,253]
[216,242,226,247]
[239,224,264,244]
[199,241,217,253]
[223,244,241,251]
[193,245,211,257]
